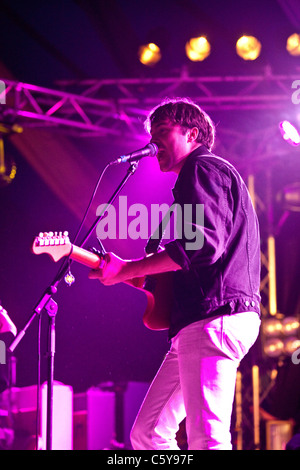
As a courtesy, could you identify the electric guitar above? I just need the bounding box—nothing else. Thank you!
[31,231,172,331]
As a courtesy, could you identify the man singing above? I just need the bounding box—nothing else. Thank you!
[89,98,261,450]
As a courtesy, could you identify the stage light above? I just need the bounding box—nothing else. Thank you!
[282,317,300,336]
[0,136,17,187]
[262,318,283,337]
[287,33,300,56]
[185,36,211,62]
[263,315,300,358]
[279,120,300,146]
[264,338,284,358]
[138,43,161,66]
[236,35,261,60]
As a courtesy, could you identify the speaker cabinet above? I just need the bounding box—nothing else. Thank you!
[1,381,73,449]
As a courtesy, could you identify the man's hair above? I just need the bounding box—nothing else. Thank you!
[145,98,215,150]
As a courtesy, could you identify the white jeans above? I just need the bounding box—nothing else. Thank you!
[130,311,261,450]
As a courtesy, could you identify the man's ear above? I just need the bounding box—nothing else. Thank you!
[187,127,199,143]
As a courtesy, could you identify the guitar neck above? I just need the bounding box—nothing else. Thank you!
[32,232,106,269]
[70,245,102,269]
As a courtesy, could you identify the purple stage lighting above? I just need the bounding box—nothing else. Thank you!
[279,120,300,146]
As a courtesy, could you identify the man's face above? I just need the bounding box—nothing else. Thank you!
[150,120,193,174]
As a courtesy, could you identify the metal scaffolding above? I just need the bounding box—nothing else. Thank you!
[0,68,297,139]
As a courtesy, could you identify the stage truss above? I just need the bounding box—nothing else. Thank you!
[0,67,298,140]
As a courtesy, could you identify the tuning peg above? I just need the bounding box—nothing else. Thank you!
[64,271,75,286]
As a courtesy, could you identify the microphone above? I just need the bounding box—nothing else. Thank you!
[110,143,158,165]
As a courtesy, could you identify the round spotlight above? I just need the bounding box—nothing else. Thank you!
[185,36,211,62]
[282,316,300,336]
[279,120,300,146]
[262,318,283,337]
[287,33,300,56]
[284,337,300,355]
[138,43,161,66]
[236,35,261,60]
[264,338,284,358]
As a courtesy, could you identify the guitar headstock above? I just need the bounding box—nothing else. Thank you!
[32,231,72,262]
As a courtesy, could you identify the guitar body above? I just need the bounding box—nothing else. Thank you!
[125,272,173,331]
[32,232,173,331]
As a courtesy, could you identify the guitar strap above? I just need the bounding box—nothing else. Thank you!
[145,201,175,255]
[143,201,176,299]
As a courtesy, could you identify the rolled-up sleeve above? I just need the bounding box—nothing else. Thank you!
[164,159,233,271]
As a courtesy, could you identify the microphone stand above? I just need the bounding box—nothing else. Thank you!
[8,161,139,450]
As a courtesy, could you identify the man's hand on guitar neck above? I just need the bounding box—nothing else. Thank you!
[88,252,127,285]
[88,249,181,286]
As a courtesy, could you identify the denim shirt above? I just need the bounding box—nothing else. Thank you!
[163,145,261,338]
